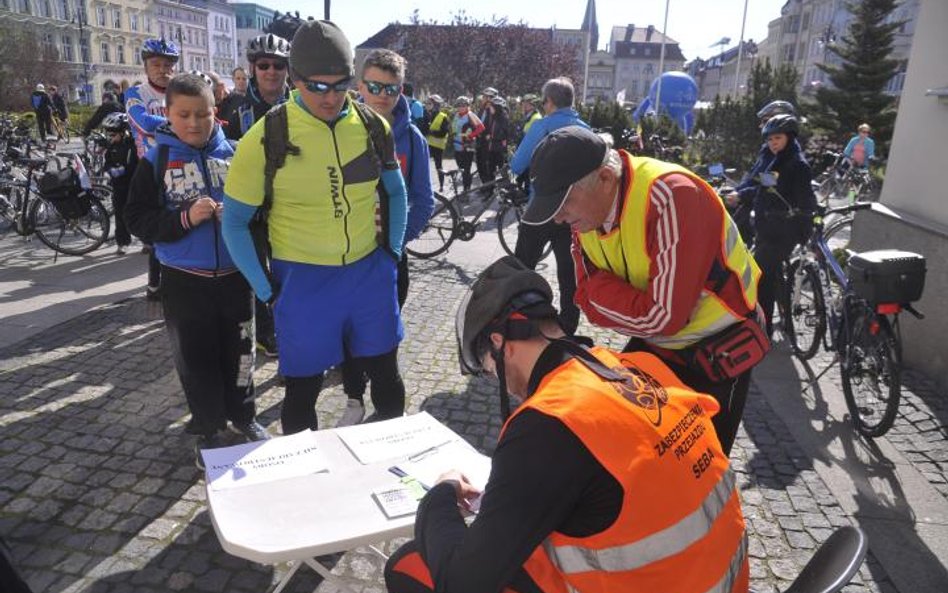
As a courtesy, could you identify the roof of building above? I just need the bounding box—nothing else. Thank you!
[609,24,678,47]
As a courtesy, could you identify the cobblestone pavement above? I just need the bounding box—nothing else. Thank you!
[1,227,947,592]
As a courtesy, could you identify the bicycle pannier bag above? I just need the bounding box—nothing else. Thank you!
[38,168,91,219]
[847,250,926,304]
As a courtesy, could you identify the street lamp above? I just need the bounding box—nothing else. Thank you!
[65,0,92,105]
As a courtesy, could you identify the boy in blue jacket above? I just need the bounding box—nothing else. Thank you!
[337,48,434,426]
[125,73,269,468]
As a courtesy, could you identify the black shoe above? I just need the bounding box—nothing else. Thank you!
[231,420,270,442]
[194,431,225,470]
[256,335,278,358]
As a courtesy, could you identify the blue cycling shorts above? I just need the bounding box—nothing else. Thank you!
[271,249,403,377]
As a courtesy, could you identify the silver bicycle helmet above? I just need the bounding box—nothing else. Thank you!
[101,112,129,132]
[246,33,290,63]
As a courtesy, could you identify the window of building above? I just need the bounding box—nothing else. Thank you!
[18,0,31,14]
[783,43,795,62]
[130,13,138,31]
[112,7,120,28]
[101,42,110,63]
[802,12,810,31]
[144,14,151,32]
[79,36,90,62]
[42,32,56,57]
[117,44,125,64]
[96,5,105,26]
[40,0,51,17]
[62,34,74,61]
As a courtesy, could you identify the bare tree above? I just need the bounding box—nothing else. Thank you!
[0,22,71,111]
[398,12,580,99]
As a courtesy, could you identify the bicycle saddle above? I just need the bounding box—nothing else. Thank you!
[783,526,867,593]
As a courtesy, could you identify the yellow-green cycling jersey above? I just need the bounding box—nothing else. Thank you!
[426,110,450,150]
[225,92,389,266]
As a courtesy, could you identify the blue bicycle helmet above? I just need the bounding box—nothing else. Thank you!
[141,38,180,63]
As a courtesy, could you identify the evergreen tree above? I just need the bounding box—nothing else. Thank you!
[810,0,905,154]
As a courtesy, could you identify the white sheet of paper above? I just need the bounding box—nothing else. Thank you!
[397,440,492,491]
[334,411,460,464]
[203,430,329,491]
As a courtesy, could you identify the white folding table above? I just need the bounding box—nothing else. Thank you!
[205,414,482,593]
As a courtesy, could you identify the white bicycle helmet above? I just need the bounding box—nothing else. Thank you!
[101,112,129,132]
[246,34,290,63]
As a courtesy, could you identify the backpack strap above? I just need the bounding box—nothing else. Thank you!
[352,101,400,256]
[261,103,299,215]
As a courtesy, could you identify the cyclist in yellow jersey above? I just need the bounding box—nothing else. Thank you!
[222,21,409,434]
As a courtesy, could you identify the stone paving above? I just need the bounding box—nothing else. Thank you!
[1,228,946,592]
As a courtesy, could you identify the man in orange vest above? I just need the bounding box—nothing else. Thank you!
[522,126,768,455]
[384,256,749,593]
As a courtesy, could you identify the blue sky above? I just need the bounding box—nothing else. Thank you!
[271,0,787,62]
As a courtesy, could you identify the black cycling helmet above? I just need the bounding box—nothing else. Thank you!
[101,112,129,132]
[456,256,556,376]
[757,100,796,122]
[246,33,290,63]
[761,114,800,138]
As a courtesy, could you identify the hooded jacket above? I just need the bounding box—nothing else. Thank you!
[31,91,52,115]
[125,123,236,272]
[225,78,289,141]
[389,94,434,242]
[736,140,816,218]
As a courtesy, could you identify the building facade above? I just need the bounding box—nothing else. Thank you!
[153,0,208,73]
[687,40,758,101]
[87,0,153,99]
[610,24,686,103]
[230,2,273,69]
[586,50,615,102]
[183,0,236,83]
[759,0,920,97]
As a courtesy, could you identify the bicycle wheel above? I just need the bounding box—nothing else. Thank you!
[841,305,900,438]
[406,192,457,259]
[31,196,110,255]
[90,183,114,216]
[496,202,552,261]
[785,260,826,360]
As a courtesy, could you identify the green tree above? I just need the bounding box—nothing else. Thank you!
[809,0,905,154]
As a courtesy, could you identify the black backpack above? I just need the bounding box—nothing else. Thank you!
[38,167,91,219]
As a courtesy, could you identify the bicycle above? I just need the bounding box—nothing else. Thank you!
[0,154,111,256]
[406,172,550,261]
[779,201,925,438]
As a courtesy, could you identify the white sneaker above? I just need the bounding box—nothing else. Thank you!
[337,399,365,427]
[116,245,127,255]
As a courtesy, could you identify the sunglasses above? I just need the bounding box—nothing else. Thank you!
[300,76,352,94]
[255,61,287,71]
[363,80,401,97]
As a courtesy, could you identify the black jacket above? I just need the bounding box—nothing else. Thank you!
[51,93,69,120]
[738,139,816,240]
[103,134,138,194]
[82,100,125,135]
[224,80,288,141]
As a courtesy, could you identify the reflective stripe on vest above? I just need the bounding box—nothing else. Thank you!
[507,348,748,593]
[578,152,760,349]
[546,469,738,573]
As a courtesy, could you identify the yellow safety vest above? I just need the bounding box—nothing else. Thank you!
[522,110,541,135]
[426,111,449,150]
[578,152,760,349]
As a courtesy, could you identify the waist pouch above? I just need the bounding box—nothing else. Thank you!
[644,312,770,382]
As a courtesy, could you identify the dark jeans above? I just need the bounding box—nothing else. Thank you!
[486,149,506,180]
[624,337,751,456]
[160,267,256,435]
[476,144,491,183]
[34,112,51,140]
[514,220,580,334]
[455,151,474,192]
[753,236,797,336]
[111,181,131,246]
[430,146,444,190]
[340,347,405,419]
[148,250,161,290]
[385,540,538,593]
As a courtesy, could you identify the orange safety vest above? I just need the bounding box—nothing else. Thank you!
[578,152,761,349]
[502,347,749,593]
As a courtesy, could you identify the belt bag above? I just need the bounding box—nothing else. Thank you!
[691,315,770,382]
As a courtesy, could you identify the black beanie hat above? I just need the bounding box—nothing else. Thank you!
[289,20,353,79]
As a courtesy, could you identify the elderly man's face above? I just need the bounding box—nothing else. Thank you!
[552,169,617,233]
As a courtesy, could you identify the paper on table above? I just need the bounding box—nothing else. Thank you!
[334,411,459,464]
[398,440,492,491]
[203,430,329,491]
